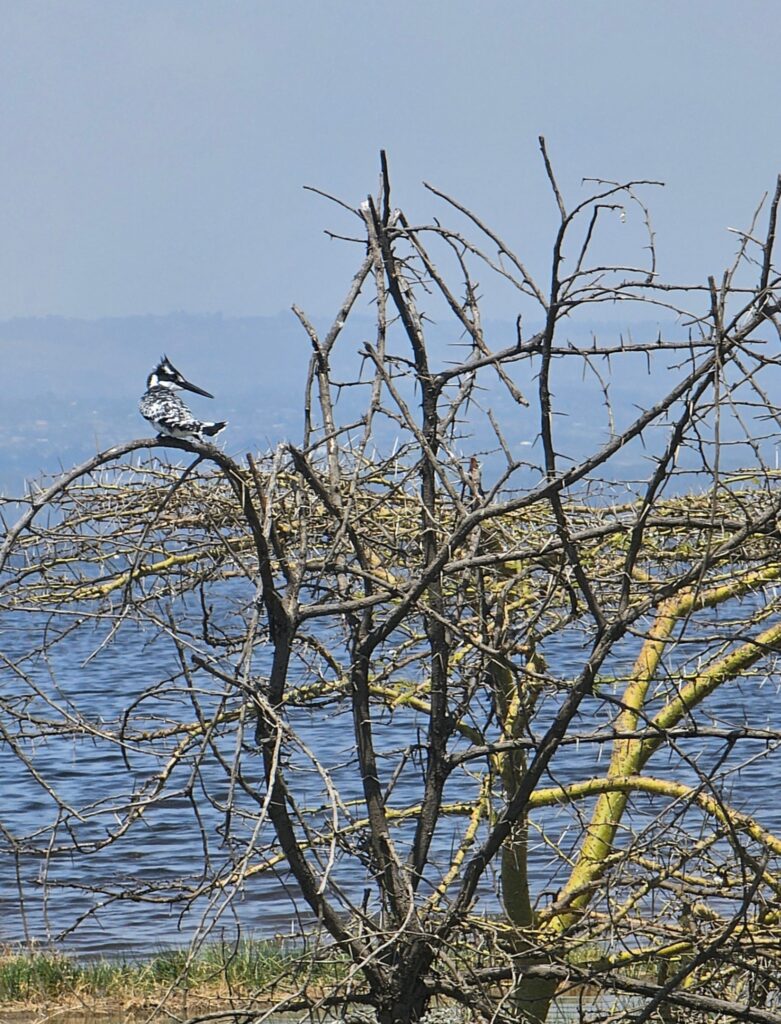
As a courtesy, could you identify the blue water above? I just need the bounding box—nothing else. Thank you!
[3,323,781,957]
[1,586,780,957]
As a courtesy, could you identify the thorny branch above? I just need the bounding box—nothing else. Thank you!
[3,145,781,1024]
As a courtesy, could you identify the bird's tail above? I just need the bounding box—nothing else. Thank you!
[200,421,227,437]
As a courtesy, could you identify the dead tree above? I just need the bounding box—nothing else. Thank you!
[3,143,781,1023]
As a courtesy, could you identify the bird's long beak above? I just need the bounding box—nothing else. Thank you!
[180,378,214,399]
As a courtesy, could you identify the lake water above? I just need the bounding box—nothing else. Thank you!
[2,588,780,959]
[3,336,781,959]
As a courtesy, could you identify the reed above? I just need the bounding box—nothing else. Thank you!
[0,938,346,1005]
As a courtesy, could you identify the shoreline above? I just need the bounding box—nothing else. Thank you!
[0,939,342,1020]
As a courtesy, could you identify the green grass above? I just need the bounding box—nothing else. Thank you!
[0,950,78,1001]
[0,938,348,1005]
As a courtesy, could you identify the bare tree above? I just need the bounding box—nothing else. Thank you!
[3,142,781,1024]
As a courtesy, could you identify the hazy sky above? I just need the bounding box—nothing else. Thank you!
[1,1,780,320]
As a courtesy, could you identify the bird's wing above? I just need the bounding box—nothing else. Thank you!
[140,390,203,432]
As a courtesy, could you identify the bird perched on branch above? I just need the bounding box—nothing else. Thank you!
[139,355,226,442]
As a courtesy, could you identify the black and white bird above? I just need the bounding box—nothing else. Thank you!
[139,356,227,441]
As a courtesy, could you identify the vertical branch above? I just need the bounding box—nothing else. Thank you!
[368,164,452,887]
[538,135,566,222]
[446,627,618,927]
[536,165,606,632]
[760,174,781,297]
[293,251,374,487]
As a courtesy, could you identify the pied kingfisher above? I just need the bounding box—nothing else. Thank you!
[139,356,227,441]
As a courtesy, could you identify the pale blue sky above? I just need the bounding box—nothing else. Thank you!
[1,1,779,320]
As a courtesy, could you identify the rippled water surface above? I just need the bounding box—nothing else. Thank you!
[3,586,780,959]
